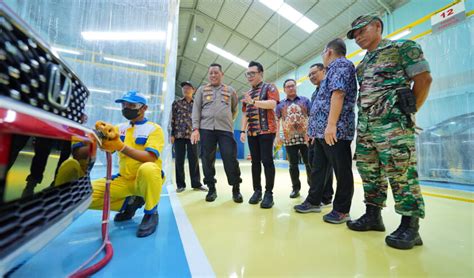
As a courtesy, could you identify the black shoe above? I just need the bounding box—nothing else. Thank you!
[385,216,423,249]
[248,190,262,205]
[136,213,159,238]
[192,186,208,192]
[232,185,243,203]
[260,192,274,209]
[346,205,385,232]
[289,190,300,198]
[205,186,217,202]
[176,187,185,193]
[114,196,145,222]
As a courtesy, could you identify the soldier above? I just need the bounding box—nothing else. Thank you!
[191,63,243,203]
[346,15,432,249]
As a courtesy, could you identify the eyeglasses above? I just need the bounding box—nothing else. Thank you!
[308,70,320,78]
[321,48,329,57]
[244,71,259,78]
[284,84,296,89]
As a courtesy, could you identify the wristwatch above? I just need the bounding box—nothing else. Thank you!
[249,99,255,105]
[240,130,246,134]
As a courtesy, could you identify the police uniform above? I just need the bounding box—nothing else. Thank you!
[192,83,242,202]
[89,119,165,213]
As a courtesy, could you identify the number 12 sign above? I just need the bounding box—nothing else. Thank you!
[431,1,466,33]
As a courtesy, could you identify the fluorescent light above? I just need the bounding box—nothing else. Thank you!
[81,31,166,41]
[206,43,248,68]
[103,56,147,67]
[358,50,367,56]
[296,16,319,33]
[162,81,167,91]
[143,95,151,99]
[166,22,173,50]
[259,0,318,33]
[89,88,111,94]
[52,47,82,55]
[103,106,122,111]
[389,29,411,40]
[160,104,165,110]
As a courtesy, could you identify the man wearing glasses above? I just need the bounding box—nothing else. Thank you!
[275,79,311,199]
[92,90,165,237]
[191,63,243,203]
[294,39,356,225]
[240,61,280,209]
[307,63,334,206]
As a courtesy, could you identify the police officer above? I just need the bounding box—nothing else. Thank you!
[346,15,432,249]
[191,63,243,203]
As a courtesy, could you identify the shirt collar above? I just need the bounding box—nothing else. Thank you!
[253,81,264,90]
[131,118,148,125]
[372,39,392,53]
[285,95,300,102]
[327,57,346,70]
[181,97,193,103]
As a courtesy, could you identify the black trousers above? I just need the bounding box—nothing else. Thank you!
[200,129,242,187]
[308,141,334,204]
[247,133,275,192]
[174,138,202,189]
[306,139,354,213]
[285,144,311,191]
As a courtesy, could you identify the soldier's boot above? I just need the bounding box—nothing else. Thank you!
[114,196,145,222]
[205,184,217,202]
[260,191,274,209]
[232,185,243,203]
[346,205,385,232]
[385,216,423,250]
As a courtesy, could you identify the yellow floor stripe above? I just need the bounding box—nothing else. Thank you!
[422,192,474,203]
[354,181,473,203]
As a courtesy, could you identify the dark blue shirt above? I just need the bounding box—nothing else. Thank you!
[308,57,357,140]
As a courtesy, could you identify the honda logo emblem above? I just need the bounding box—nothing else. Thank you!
[47,63,71,110]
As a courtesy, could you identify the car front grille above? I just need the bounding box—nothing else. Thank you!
[0,10,89,124]
[0,176,92,259]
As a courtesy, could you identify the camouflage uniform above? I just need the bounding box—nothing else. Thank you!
[355,38,430,219]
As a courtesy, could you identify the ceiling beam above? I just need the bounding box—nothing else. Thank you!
[178,55,249,88]
[264,0,358,83]
[177,0,200,77]
[180,8,299,69]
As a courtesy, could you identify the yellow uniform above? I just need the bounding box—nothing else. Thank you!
[89,119,165,213]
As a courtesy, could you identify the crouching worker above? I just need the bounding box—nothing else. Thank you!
[92,90,165,238]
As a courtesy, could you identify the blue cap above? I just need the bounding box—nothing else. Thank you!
[115,90,147,105]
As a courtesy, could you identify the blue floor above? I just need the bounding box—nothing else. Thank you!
[11,186,191,277]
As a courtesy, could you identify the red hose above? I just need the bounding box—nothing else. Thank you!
[70,152,114,277]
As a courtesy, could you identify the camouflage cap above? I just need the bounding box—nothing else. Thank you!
[347,14,382,39]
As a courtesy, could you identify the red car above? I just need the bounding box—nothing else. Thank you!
[0,5,97,275]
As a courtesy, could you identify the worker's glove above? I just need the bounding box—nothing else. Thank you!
[95,121,125,153]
